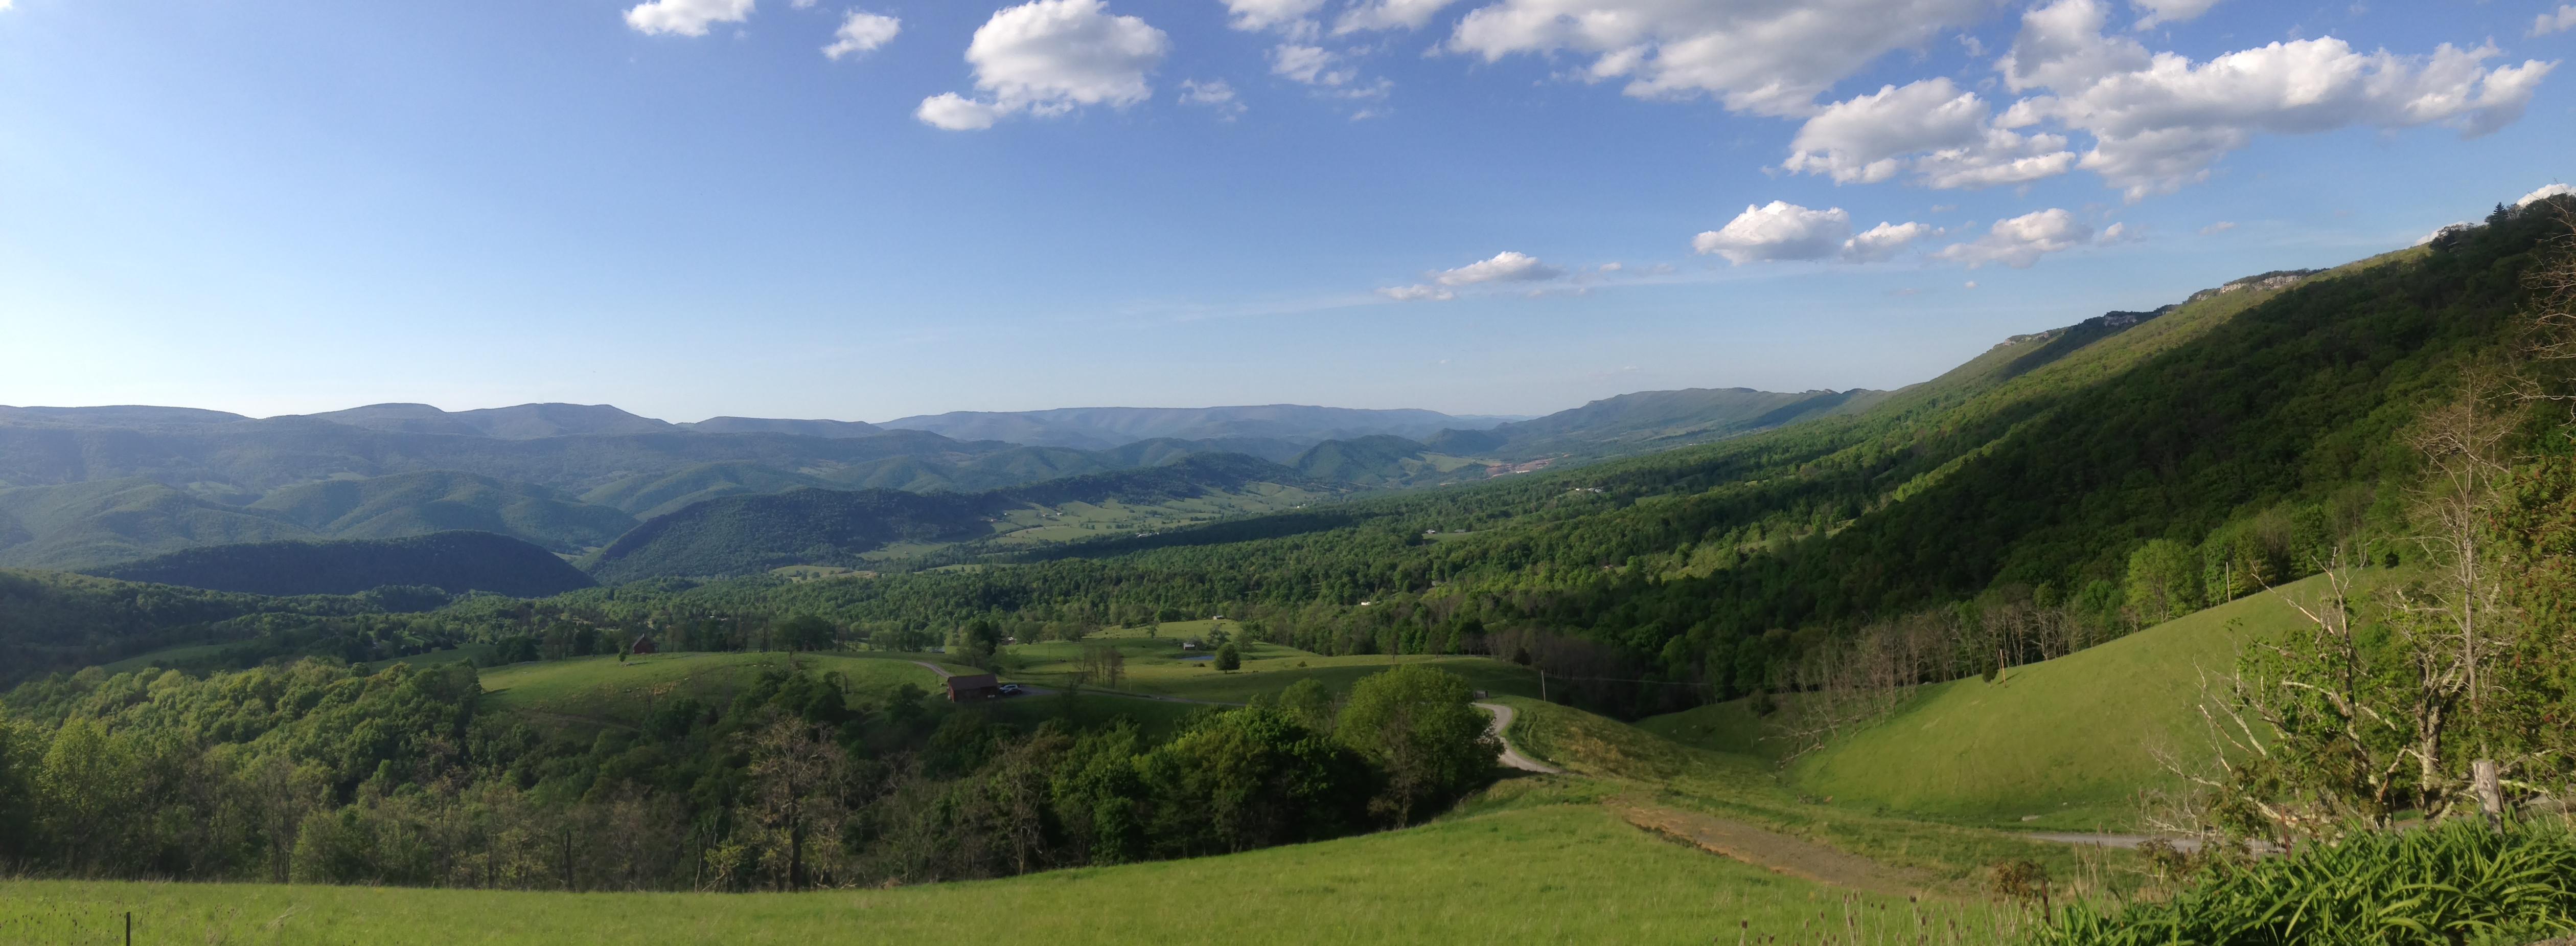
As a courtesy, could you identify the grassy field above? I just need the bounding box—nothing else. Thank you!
[995,623,1543,705]
[1496,697,2115,891]
[0,800,2020,946]
[1646,575,2351,829]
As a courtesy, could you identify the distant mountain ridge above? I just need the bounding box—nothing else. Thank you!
[880,404,1520,450]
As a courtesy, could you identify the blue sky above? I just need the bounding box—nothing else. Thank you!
[1,0,2569,422]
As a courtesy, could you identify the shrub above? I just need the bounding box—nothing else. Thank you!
[2037,819,2576,946]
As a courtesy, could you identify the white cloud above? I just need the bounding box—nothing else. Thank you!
[1379,284,1457,301]
[1598,262,1623,273]
[1271,44,1355,85]
[1843,220,1939,262]
[1379,251,1567,300]
[1180,78,1248,118]
[2535,5,2576,37]
[624,0,753,36]
[1991,0,2559,200]
[824,10,902,60]
[1932,208,2094,268]
[916,93,1004,130]
[2000,0,2149,94]
[0,1,15,11]
[1783,78,2079,189]
[2130,0,2222,29]
[2519,183,2574,207]
[1337,0,1460,34]
[1964,280,1980,289]
[1694,201,1852,264]
[1224,0,1328,32]
[2198,220,2236,235]
[916,0,1169,130]
[1693,202,1938,264]
[1435,251,1563,285]
[1445,0,1990,117]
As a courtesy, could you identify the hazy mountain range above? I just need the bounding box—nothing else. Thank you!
[0,388,1894,574]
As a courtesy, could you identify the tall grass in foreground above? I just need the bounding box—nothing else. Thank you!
[2036,818,2576,946]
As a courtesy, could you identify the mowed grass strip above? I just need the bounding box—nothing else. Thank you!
[0,803,2006,945]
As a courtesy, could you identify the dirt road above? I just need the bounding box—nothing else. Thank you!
[1475,702,1561,774]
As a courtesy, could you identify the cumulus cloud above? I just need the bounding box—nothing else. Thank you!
[1434,251,1564,285]
[824,10,902,60]
[2199,220,2236,235]
[1692,202,1938,264]
[624,0,753,36]
[1695,202,1853,263]
[1932,208,2094,268]
[1337,0,1460,34]
[916,0,1169,130]
[1180,79,1248,118]
[916,93,1004,130]
[1843,221,1939,262]
[1445,0,1989,117]
[2536,5,2576,37]
[1997,0,2559,199]
[1783,78,2078,189]
[2000,0,2150,93]
[2519,183,2574,207]
[1762,0,2561,199]
[1224,0,1327,32]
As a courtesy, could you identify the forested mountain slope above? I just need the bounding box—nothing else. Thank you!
[0,479,312,570]
[583,453,1326,582]
[579,201,2568,715]
[89,531,598,598]
[249,470,637,552]
[1469,387,1889,459]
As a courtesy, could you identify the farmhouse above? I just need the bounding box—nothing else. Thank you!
[628,636,656,656]
[946,673,1001,701]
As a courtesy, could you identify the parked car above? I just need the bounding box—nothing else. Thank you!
[997,683,1024,696]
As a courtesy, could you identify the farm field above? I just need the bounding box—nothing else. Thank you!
[985,483,1332,546]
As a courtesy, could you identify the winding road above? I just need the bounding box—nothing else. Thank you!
[1476,702,1561,774]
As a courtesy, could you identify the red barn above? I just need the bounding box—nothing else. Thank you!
[946,673,1000,701]
[629,636,657,656]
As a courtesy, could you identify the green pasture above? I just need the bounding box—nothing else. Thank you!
[0,801,2010,946]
